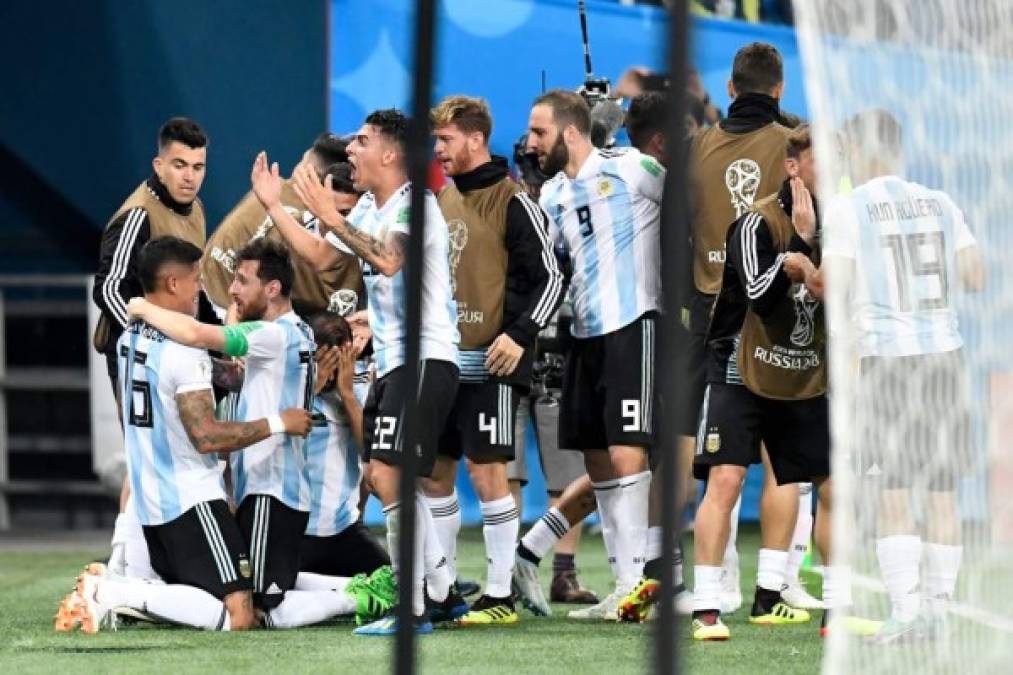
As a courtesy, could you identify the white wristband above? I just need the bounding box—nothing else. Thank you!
[267,415,285,435]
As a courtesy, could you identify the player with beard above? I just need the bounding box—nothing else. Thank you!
[526,90,661,621]
[56,237,312,635]
[249,109,460,636]
[415,95,564,625]
[125,239,368,629]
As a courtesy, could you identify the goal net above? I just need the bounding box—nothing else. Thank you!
[793,1,1013,672]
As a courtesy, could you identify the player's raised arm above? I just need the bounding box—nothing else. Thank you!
[335,342,365,451]
[293,162,406,277]
[176,388,311,454]
[250,151,345,272]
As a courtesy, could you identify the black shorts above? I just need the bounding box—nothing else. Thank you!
[362,359,459,478]
[559,313,656,451]
[235,494,309,610]
[439,382,522,461]
[678,291,714,436]
[693,383,830,485]
[300,521,391,577]
[142,499,252,601]
[857,350,972,490]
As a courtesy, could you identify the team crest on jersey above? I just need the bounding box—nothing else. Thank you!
[725,159,761,218]
[239,555,251,579]
[328,289,358,317]
[446,219,469,293]
[706,432,721,453]
[789,284,820,347]
[597,178,613,197]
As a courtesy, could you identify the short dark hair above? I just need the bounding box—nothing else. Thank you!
[137,236,202,293]
[626,92,669,151]
[533,89,591,136]
[325,162,358,195]
[311,132,348,166]
[308,312,352,348]
[731,42,783,95]
[158,117,207,151]
[365,109,408,151]
[236,238,294,297]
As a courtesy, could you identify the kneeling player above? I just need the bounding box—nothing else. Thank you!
[55,237,311,633]
[296,313,391,586]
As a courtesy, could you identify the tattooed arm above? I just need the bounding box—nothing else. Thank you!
[176,390,311,454]
[292,161,406,277]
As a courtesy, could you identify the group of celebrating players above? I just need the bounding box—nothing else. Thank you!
[51,39,980,646]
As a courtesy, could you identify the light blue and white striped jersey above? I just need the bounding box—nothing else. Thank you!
[823,176,977,357]
[304,386,366,537]
[231,311,316,511]
[326,184,459,376]
[117,322,226,527]
[539,148,663,338]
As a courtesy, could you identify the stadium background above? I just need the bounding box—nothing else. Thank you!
[1,0,990,532]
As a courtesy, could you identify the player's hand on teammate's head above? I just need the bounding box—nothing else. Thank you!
[280,408,312,437]
[313,345,340,395]
[250,151,282,209]
[126,297,149,320]
[292,162,340,226]
[789,176,816,244]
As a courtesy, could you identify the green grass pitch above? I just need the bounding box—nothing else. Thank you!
[0,525,823,674]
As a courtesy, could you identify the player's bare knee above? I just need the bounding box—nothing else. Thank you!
[706,466,745,509]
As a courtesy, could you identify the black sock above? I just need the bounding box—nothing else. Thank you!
[517,542,541,566]
[752,586,782,614]
[552,553,575,575]
[643,556,664,581]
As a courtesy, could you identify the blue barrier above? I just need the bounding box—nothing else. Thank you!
[338,0,804,525]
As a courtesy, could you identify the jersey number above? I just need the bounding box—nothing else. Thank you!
[479,413,497,444]
[129,381,154,429]
[622,399,641,432]
[373,416,397,451]
[576,205,594,237]
[880,231,948,312]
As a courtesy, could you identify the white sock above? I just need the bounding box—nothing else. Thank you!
[426,491,461,580]
[822,565,853,611]
[786,484,813,585]
[876,535,923,621]
[520,507,570,563]
[110,506,157,580]
[99,577,229,630]
[480,495,520,598]
[924,542,962,616]
[616,470,651,587]
[294,572,352,593]
[266,590,356,628]
[592,479,622,581]
[420,492,451,603]
[384,499,428,616]
[756,548,789,593]
[645,526,663,562]
[723,494,741,574]
[692,565,724,613]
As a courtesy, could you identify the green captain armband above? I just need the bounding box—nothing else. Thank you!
[221,322,264,357]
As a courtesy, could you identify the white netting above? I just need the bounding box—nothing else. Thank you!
[793,1,1013,672]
